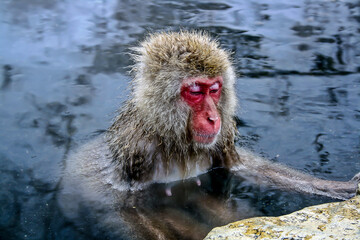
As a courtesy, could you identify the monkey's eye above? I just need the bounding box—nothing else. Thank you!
[190,91,203,95]
[209,82,220,93]
[189,85,203,95]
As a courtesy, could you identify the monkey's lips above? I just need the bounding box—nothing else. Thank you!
[193,131,218,144]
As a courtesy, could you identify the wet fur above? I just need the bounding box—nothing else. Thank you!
[107,31,240,183]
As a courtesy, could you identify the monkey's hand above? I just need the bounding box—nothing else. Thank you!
[351,172,360,182]
[351,172,360,196]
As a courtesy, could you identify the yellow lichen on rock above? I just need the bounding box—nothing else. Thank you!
[204,196,360,240]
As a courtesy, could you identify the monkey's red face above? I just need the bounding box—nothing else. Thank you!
[181,76,223,144]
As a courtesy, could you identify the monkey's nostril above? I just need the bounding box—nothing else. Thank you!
[208,116,218,122]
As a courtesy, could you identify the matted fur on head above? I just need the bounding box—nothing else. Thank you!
[132,31,231,78]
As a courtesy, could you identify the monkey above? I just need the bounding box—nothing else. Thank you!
[58,31,360,240]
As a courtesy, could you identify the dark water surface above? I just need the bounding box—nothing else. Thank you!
[0,0,359,239]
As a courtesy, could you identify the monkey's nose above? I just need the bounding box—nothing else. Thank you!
[208,116,219,123]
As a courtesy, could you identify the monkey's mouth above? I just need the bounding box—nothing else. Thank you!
[193,131,218,144]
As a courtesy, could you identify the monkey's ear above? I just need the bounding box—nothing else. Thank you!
[233,116,248,128]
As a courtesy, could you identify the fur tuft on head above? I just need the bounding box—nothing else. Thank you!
[107,31,239,183]
[132,31,231,79]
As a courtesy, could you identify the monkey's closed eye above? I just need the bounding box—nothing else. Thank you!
[209,82,220,94]
[190,91,203,95]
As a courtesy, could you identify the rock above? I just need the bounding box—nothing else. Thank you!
[205,196,360,240]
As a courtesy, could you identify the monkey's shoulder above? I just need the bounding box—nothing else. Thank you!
[58,135,126,220]
[58,135,136,238]
[62,135,129,191]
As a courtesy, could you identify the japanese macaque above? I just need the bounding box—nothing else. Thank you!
[58,31,360,240]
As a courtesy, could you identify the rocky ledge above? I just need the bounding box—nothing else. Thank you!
[205,196,360,240]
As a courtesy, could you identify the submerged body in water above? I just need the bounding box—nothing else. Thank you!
[59,136,259,239]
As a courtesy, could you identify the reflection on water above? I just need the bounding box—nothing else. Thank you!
[0,0,359,239]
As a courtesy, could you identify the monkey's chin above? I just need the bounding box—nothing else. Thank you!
[192,131,219,146]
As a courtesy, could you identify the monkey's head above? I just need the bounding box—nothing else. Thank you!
[131,31,237,149]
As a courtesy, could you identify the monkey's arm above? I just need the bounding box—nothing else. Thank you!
[232,148,359,200]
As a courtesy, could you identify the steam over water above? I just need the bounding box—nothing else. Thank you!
[0,0,359,239]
